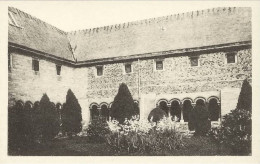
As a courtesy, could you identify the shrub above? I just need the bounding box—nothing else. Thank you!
[209,108,251,155]
[62,89,82,136]
[86,116,110,143]
[148,108,167,122]
[39,94,60,141]
[105,116,184,155]
[237,79,252,112]
[110,83,139,123]
[192,103,211,136]
[8,103,25,152]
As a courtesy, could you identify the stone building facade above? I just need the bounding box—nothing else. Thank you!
[8,7,252,125]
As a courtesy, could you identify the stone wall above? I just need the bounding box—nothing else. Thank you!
[87,48,251,107]
[8,47,252,123]
[8,52,89,121]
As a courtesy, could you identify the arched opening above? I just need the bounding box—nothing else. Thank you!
[24,101,33,111]
[33,101,40,111]
[159,101,169,115]
[170,101,181,121]
[101,104,109,120]
[196,99,205,106]
[15,100,24,112]
[208,98,220,121]
[90,104,99,120]
[183,100,193,122]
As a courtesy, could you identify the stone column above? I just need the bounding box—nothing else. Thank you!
[180,102,184,123]
[98,107,101,116]
[218,102,221,122]
[167,104,171,118]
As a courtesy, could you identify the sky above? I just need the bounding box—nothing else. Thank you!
[7,1,232,32]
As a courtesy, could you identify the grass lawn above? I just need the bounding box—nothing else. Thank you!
[9,136,233,156]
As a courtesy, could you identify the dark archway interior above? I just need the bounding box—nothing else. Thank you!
[101,104,109,120]
[24,102,32,111]
[91,105,99,119]
[183,100,193,122]
[170,101,181,121]
[196,99,205,106]
[159,101,168,115]
[208,99,220,121]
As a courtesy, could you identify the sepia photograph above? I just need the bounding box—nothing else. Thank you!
[1,0,260,163]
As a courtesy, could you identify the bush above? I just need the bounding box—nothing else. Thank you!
[105,116,184,155]
[86,116,110,143]
[148,108,167,122]
[192,103,211,136]
[8,103,25,152]
[62,89,82,136]
[237,79,252,112]
[209,109,251,155]
[110,83,139,123]
[39,94,60,141]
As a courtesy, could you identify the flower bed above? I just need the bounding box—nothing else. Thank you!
[105,116,188,154]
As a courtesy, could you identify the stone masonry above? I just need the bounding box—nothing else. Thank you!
[8,7,252,125]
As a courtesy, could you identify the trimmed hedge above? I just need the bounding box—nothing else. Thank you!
[237,79,252,112]
[39,94,60,141]
[110,83,139,123]
[62,89,82,136]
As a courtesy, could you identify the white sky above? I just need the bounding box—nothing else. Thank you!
[8,1,235,32]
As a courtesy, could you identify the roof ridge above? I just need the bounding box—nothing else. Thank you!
[8,6,68,35]
[67,7,239,35]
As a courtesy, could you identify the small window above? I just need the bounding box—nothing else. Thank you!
[8,53,12,71]
[190,57,199,67]
[96,66,103,76]
[125,63,132,73]
[56,65,61,75]
[8,12,18,27]
[226,52,236,64]
[32,59,39,72]
[156,60,163,70]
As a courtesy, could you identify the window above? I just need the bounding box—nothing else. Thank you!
[226,52,236,64]
[8,53,12,71]
[56,65,61,75]
[155,60,163,70]
[96,66,103,76]
[8,12,19,27]
[190,56,199,67]
[125,63,132,73]
[32,59,39,72]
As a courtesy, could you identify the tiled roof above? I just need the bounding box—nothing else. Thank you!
[8,7,74,61]
[8,7,251,62]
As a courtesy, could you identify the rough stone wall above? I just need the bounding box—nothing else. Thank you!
[87,48,251,106]
[8,47,251,123]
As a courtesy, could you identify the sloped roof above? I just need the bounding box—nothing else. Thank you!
[68,7,251,62]
[8,7,74,61]
[8,7,251,62]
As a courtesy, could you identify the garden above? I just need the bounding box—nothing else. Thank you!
[8,80,252,156]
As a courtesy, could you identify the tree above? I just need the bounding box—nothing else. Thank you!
[192,101,211,136]
[110,83,139,123]
[62,89,82,136]
[237,79,252,112]
[39,94,59,141]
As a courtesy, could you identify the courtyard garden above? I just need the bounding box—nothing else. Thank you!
[8,80,252,156]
